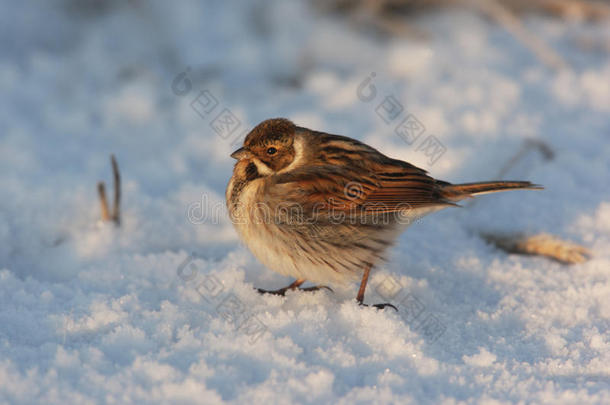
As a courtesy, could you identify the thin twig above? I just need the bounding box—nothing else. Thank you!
[496,139,554,180]
[536,0,610,21]
[461,0,568,70]
[98,155,121,226]
[316,0,609,67]
[111,154,121,225]
[97,182,111,221]
[465,138,553,209]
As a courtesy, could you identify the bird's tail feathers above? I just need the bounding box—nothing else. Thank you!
[440,181,542,201]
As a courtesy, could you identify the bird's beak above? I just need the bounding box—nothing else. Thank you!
[230,147,252,160]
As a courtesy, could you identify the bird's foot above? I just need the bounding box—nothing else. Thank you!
[299,285,333,293]
[358,301,398,311]
[257,285,333,296]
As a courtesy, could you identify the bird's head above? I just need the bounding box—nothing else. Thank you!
[230,118,299,175]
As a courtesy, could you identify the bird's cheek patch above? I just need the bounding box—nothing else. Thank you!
[245,162,260,181]
[251,158,275,176]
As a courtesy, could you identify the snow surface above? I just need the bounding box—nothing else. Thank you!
[1,1,609,403]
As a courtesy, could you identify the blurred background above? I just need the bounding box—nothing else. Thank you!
[2,0,608,276]
[1,1,610,403]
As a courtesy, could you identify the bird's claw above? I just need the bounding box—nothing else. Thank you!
[358,301,398,311]
[298,285,333,293]
[257,287,288,296]
[257,285,333,296]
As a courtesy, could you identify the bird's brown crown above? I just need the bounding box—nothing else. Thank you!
[242,118,297,172]
[244,118,296,148]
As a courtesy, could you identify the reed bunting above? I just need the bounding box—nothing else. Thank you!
[226,118,541,308]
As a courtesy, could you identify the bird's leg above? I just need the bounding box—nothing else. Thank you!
[257,279,332,296]
[357,265,397,311]
[356,265,371,304]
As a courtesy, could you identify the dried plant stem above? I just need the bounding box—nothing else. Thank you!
[317,0,610,68]
[97,154,121,226]
[460,0,568,70]
[349,1,429,38]
[481,232,592,264]
[531,0,610,20]
[465,138,553,209]
[97,182,111,221]
[111,155,121,225]
[496,139,554,180]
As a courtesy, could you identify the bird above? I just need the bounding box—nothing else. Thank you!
[226,118,541,309]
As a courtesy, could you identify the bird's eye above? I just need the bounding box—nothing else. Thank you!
[266,147,277,155]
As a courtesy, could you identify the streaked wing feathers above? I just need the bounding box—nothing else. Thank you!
[267,153,454,215]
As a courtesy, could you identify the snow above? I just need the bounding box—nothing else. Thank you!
[1,0,609,403]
